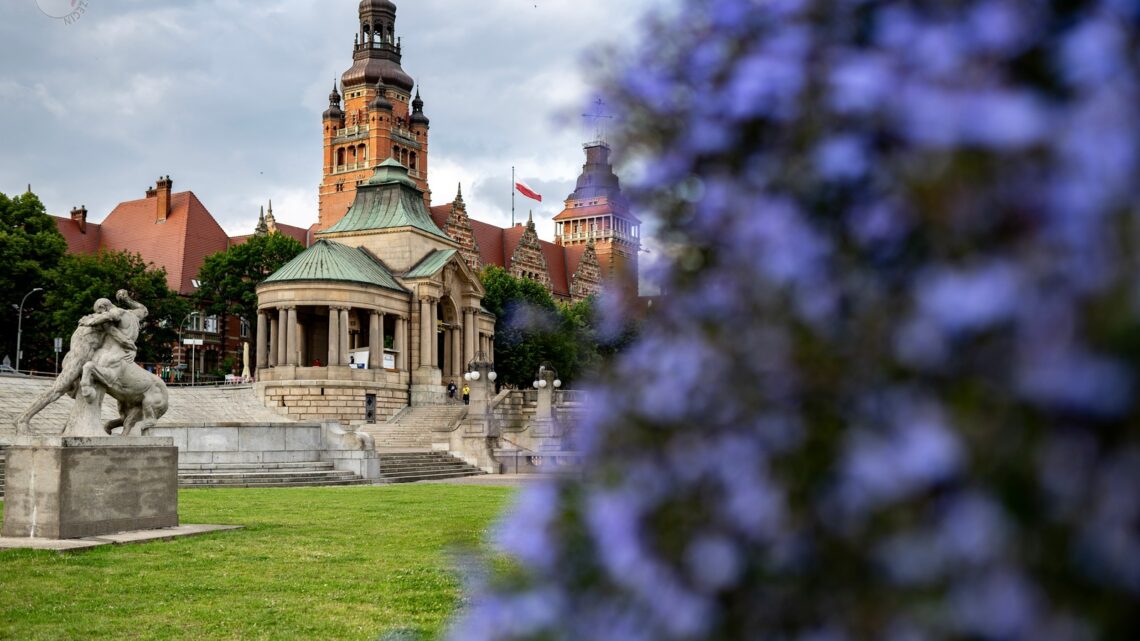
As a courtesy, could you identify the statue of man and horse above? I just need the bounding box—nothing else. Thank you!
[14,290,169,437]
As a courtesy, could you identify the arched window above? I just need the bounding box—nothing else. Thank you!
[336,148,346,168]
[410,151,417,171]
[359,144,367,162]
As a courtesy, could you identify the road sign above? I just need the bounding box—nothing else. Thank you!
[53,337,62,353]
[182,338,204,346]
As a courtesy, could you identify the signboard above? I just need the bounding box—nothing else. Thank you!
[349,349,369,369]
[182,338,204,346]
[383,351,396,370]
[53,337,62,353]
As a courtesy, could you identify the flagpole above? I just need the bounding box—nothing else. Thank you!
[511,166,516,227]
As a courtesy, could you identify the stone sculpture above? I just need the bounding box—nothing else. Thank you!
[14,290,169,436]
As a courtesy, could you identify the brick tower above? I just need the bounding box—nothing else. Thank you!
[553,142,640,296]
[317,0,431,232]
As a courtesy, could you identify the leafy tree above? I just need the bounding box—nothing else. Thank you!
[34,251,190,370]
[481,266,569,388]
[0,190,67,366]
[193,232,304,366]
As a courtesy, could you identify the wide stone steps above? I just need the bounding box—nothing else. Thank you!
[376,451,484,483]
[178,461,370,489]
[361,404,468,449]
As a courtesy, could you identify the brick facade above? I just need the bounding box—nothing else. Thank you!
[507,218,551,291]
[439,189,483,274]
[569,243,602,301]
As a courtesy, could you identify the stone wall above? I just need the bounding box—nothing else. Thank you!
[442,197,483,273]
[254,379,408,424]
[570,244,602,302]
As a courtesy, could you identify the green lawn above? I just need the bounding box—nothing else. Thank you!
[0,485,515,641]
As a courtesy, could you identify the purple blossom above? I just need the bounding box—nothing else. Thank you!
[448,0,1140,639]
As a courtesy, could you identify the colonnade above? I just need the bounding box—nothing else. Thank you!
[256,305,409,372]
[256,301,492,376]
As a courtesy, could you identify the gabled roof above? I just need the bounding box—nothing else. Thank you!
[540,240,569,297]
[471,219,505,267]
[429,204,450,229]
[263,239,405,292]
[404,248,458,279]
[52,217,102,254]
[565,244,588,276]
[502,225,528,266]
[320,160,449,240]
[98,191,230,295]
[273,223,310,247]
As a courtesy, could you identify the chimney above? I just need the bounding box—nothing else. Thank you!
[155,175,173,222]
[70,205,88,234]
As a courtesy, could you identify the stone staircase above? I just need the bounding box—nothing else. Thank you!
[178,461,371,489]
[360,403,468,448]
[376,451,484,483]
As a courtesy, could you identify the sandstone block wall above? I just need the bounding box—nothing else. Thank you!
[255,380,408,424]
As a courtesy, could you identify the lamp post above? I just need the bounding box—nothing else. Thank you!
[14,287,43,373]
[179,313,198,386]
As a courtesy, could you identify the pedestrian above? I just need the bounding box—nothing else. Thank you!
[462,383,470,405]
[447,380,457,400]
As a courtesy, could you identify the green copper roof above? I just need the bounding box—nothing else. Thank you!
[263,239,405,291]
[404,249,458,279]
[320,161,450,239]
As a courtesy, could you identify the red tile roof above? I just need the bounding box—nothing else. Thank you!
[501,225,527,266]
[429,204,450,230]
[540,240,569,297]
[52,216,102,254]
[98,191,230,295]
[564,244,587,277]
[470,219,505,267]
[273,223,310,247]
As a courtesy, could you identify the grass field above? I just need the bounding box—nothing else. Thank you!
[0,484,515,641]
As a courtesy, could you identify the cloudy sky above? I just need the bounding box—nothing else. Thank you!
[0,0,669,245]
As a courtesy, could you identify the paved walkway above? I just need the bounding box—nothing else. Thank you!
[419,473,541,487]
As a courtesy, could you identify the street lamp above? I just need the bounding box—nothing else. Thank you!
[14,287,43,373]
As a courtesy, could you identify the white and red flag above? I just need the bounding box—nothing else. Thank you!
[515,180,542,202]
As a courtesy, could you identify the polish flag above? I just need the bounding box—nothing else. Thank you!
[515,180,542,202]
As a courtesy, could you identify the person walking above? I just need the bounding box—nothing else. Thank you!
[462,383,471,405]
[447,380,457,401]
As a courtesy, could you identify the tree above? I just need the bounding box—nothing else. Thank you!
[34,251,190,370]
[0,190,67,366]
[481,266,577,388]
[193,232,304,366]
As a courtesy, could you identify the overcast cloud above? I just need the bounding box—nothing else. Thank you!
[0,0,669,246]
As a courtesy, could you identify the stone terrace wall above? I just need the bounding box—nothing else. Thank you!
[255,380,408,424]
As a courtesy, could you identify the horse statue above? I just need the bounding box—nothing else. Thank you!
[14,290,169,436]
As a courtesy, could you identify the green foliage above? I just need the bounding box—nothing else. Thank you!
[480,266,630,388]
[0,191,67,366]
[36,251,190,368]
[0,484,513,641]
[194,233,305,326]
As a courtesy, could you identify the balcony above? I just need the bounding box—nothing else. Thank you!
[334,125,369,140]
[331,162,370,175]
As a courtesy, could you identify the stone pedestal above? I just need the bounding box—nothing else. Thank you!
[1,436,178,539]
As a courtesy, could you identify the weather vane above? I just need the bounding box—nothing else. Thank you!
[582,98,614,144]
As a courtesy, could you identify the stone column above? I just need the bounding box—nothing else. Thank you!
[396,315,407,371]
[418,298,431,368]
[451,326,462,377]
[298,320,307,366]
[256,312,268,369]
[464,308,476,365]
[277,307,288,367]
[328,306,340,366]
[286,307,298,366]
[489,335,494,363]
[369,311,382,369]
[268,315,278,367]
[339,308,351,366]
[429,300,439,369]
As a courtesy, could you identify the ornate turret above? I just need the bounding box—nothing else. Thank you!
[410,89,429,126]
[323,81,344,121]
[255,206,268,236]
[370,79,393,111]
